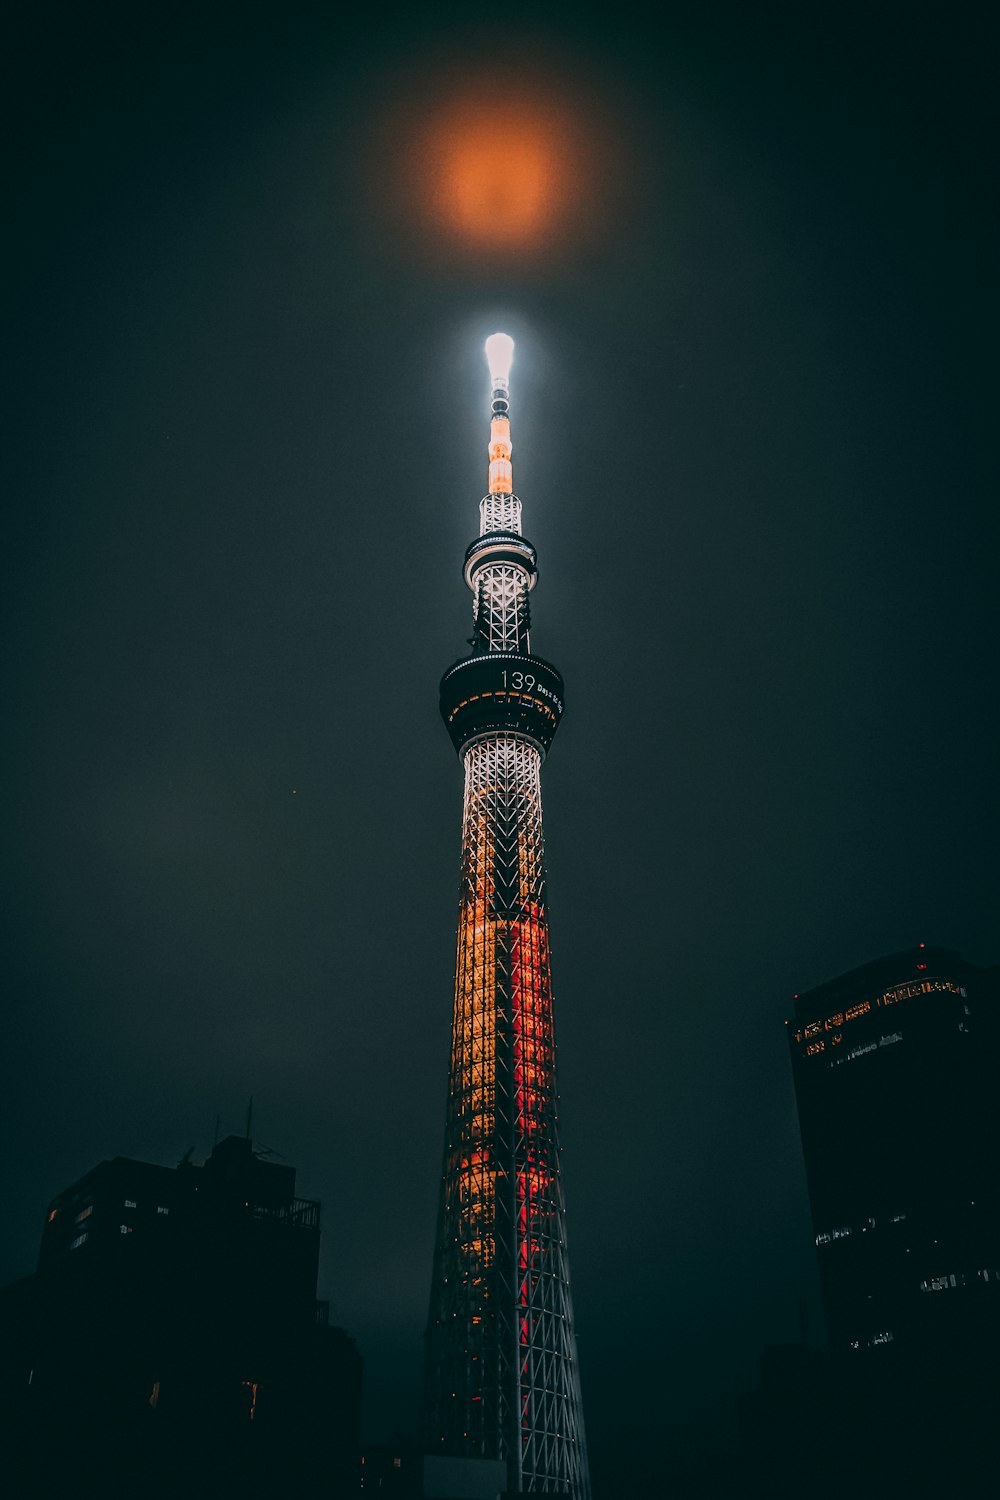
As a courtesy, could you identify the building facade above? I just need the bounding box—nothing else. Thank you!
[423,336,589,1497]
[1,1136,361,1496]
[787,945,1000,1484]
[788,944,999,1364]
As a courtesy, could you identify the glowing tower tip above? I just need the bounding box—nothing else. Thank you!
[485,332,515,386]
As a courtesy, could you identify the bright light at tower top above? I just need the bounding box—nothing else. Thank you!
[485,334,515,503]
[485,333,515,386]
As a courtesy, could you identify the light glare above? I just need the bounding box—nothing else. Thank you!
[485,333,515,384]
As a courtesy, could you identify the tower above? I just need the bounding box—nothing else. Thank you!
[424,335,590,1497]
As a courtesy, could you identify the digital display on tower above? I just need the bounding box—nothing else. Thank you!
[440,653,565,755]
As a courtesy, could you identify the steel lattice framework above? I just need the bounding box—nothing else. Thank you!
[425,336,590,1497]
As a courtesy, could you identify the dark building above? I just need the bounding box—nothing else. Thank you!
[787,945,1000,1489]
[1,1136,361,1497]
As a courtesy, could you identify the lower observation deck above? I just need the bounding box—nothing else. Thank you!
[439,652,564,756]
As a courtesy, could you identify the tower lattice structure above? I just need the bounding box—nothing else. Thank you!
[425,336,590,1497]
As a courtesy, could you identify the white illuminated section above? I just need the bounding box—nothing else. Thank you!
[485,332,515,387]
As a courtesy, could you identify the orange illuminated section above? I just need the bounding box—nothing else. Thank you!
[452,783,498,1287]
[489,415,513,496]
[448,740,557,1337]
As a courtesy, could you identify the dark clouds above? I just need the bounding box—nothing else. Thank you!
[3,2,996,1489]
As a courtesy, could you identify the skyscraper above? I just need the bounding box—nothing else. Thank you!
[786,946,1000,1486]
[424,336,590,1497]
[787,944,999,1366]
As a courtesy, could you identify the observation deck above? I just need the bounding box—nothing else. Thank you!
[463,530,538,591]
[440,652,565,757]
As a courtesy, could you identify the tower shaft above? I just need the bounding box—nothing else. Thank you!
[425,338,589,1497]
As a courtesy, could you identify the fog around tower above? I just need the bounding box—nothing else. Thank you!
[3,3,995,1492]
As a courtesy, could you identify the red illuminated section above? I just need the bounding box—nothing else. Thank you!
[511,903,557,1440]
[449,898,558,1412]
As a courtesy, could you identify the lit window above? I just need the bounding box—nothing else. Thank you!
[47,1209,57,1223]
[120,1224,133,1235]
[70,1232,88,1249]
[74,1205,93,1224]
[156,1206,169,1215]
[124,1199,137,1208]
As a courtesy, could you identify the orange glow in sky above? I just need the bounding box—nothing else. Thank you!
[424,103,578,248]
[373,66,618,261]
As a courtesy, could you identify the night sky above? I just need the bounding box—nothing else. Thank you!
[4,2,996,1491]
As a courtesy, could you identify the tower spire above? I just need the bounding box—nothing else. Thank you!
[481,333,521,537]
[485,330,515,499]
[424,335,590,1498]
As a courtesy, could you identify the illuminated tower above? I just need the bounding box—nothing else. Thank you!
[424,335,590,1497]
